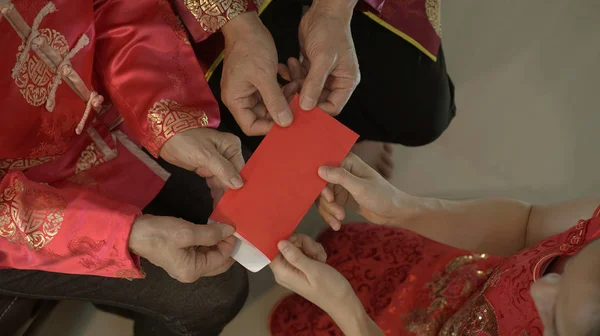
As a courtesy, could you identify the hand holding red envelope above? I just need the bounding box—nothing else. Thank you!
[210,94,358,272]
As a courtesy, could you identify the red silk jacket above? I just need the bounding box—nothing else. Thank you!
[0,0,219,278]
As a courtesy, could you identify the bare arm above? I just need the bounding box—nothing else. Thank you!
[395,197,599,256]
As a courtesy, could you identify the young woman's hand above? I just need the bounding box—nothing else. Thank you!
[317,153,416,230]
[270,233,384,336]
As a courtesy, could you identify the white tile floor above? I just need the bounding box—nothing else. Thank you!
[27,0,600,335]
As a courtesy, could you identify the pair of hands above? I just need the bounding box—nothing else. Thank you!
[131,0,361,284]
[270,153,410,325]
[221,1,360,135]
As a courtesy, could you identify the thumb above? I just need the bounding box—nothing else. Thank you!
[277,240,313,273]
[318,165,363,195]
[257,77,293,127]
[300,55,334,111]
[202,150,244,190]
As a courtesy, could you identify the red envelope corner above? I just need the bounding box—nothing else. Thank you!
[210,95,358,268]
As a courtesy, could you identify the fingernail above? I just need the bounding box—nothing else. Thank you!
[219,224,235,236]
[318,167,328,178]
[278,110,293,127]
[230,176,243,189]
[278,240,289,251]
[300,97,316,111]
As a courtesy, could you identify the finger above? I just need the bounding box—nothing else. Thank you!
[317,87,354,116]
[320,186,335,203]
[317,165,363,195]
[300,55,334,111]
[201,149,244,190]
[282,81,300,103]
[176,222,235,248]
[195,236,237,276]
[287,57,306,82]
[256,78,293,127]
[324,201,346,221]
[278,63,291,82]
[317,205,342,231]
[277,240,314,273]
[216,133,246,174]
[289,234,327,263]
[231,106,274,136]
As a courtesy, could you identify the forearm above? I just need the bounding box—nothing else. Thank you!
[526,197,600,247]
[394,196,532,256]
[330,296,385,336]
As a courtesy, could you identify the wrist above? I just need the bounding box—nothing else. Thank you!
[388,191,430,227]
[128,215,155,257]
[330,296,377,336]
[222,11,261,44]
[312,0,358,21]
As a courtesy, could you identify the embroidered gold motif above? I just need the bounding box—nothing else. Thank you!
[425,0,442,36]
[0,177,67,250]
[439,295,499,335]
[76,142,108,173]
[13,28,69,107]
[0,156,59,177]
[184,0,248,33]
[148,99,209,140]
[406,254,490,334]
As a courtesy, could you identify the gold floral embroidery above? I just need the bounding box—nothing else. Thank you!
[148,99,209,140]
[183,0,248,33]
[425,0,442,36]
[439,294,499,335]
[13,28,69,107]
[0,177,67,250]
[406,254,490,334]
[76,142,108,173]
[0,156,59,177]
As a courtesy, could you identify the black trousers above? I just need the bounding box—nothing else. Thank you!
[0,2,454,336]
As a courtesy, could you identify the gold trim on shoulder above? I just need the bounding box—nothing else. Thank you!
[0,176,67,250]
[425,0,442,37]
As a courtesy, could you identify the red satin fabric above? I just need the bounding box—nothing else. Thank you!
[1,0,217,278]
[270,207,600,335]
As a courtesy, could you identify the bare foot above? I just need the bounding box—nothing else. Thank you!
[350,141,394,179]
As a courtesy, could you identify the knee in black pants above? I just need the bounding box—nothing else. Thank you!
[133,262,248,336]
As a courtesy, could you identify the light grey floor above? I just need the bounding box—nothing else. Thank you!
[25,0,600,335]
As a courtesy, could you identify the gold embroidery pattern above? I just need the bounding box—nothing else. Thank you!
[13,28,69,107]
[406,254,490,334]
[0,177,67,250]
[76,142,108,173]
[184,0,248,33]
[147,99,209,145]
[439,294,499,335]
[0,156,59,177]
[425,0,442,36]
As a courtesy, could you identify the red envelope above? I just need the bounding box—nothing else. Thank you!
[210,95,358,271]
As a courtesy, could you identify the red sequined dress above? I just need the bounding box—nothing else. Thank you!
[271,206,600,335]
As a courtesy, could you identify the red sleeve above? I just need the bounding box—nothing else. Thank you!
[173,0,258,42]
[0,171,144,279]
[93,0,221,157]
